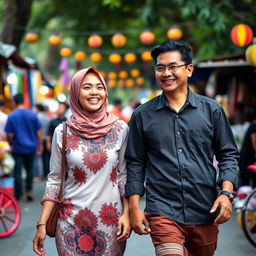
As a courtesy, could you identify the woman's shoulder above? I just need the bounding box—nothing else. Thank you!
[113,119,129,133]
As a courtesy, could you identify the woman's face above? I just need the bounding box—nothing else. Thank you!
[79,72,107,112]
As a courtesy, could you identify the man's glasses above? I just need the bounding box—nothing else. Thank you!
[154,64,187,73]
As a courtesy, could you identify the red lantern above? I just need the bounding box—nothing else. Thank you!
[111,33,126,48]
[88,35,103,48]
[48,35,61,46]
[60,47,72,57]
[167,28,183,40]
[245,44,256,66]
[124,53,136,63]
[25,32,39,43]
[230,24,253,47]
[139,31,155,45]
[90,52,102,62]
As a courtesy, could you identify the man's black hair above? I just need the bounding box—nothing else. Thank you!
[13,93,24,105]
[151,40,193,65]
[36,103,46,112]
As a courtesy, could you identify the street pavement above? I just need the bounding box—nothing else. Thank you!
[0,180,255,256]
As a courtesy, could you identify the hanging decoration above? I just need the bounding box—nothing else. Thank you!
[88,34,103,48]
[136,77,145,86]
[141,51,153,72]
[119,70,128,79]
[90,52,102,62]
[126,79,134,87]
[25,32,39,43]
[60,47,72,57]
[100,71,106,78]
[245,44,256,66]
[139,31,155,45]
[124,53,136,63]
[130,69,140,78]
[109,53,122,71]
[167,28,183,40]
[74,51,86,70]
[108,72,117,80]
[59,48,71,90]
[111,33,126,48]
[230,24,253,47]
[48,35,62,46]
[107,80,116,88]
[118,79,125,87]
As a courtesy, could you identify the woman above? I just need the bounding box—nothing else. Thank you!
[33,67,130,255]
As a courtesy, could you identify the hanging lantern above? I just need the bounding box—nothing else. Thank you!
[111,33,126,48]
[126,79,134,87]
[230,24,253,47]
[107,80,116,88]
[139,31,155,45]
[124,53,136,63]
[48,35,61,46]
[88,34,103,48]
[118,79,125,88]
[119,70,128,79]
[109,53,122,63]
[25,32,39,43]
[100,71,106,78]
[90,52,102,62]
[108,72,117,80]
[60,47,72,57]
[245,44,256,66]
[141,51,152,62]
[136,77,144,86]
[130,69,140,78]
[167,28,183,40]
[75,51,86,61]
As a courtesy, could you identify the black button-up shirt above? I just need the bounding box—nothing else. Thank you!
[125,90,239,225]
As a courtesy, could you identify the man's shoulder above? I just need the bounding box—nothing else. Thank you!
[133,95,160,116]
[193,93,221,110]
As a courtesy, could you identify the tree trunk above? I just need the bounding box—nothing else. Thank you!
[0,0,33,48]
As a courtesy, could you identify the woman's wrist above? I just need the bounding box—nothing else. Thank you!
[36,222,46,229]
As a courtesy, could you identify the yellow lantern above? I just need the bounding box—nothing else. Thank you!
[75,51,86,61]
[108,79,116,88]
[48,35,61,45]
[130,69,140,78]
[111,33,126,48]
[90,52,102,62]
[141,51,152,62]
[139,31,155,45]
[109,53,122,63]
[60,47,72,57]
[88,34,103,48]
[126,79,134,87]
[119,70,128,79]
[136,77,144,85]
[25,32,39,43]
[124,53,136,63]
[167,28,183,40]
[245,44,256,66]
[108,72,117,80]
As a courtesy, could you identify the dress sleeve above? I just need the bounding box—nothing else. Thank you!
[117,122,129,198]
[41,124,63,204]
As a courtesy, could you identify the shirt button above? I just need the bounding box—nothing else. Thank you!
[179,148,183,152]
[177,131,180,135]
[176,115,179,118]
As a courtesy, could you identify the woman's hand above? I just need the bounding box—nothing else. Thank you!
[33,226,47,255]
[117,212,131,242]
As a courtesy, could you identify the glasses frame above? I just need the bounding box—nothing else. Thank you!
[154,64,188,73]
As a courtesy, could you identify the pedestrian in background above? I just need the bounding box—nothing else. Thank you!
[125,40,239,256]
[33,67,130,255]
[5,93,43,202]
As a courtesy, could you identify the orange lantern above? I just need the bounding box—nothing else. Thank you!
[124,53,136,63]
[126,79,134,87]
[100,71,106,78]
[60,47,72,57]
[230,24,253,47]
[119,71,128,79]
[108,72,117,80]
[141,51,152,62]
[111,33,126,48]
[90,52,102,62]
[75,51,86,61]
[107,79,116,88]
[167,28,183,40]
[130,69,140,78]
[25,32,39,43]
[109,53,122,63]
[118,79,125,88]
[136,77,144,86]
[139,31,155,45]
[88,34,103,48]
[245,44,256,66]
[48,35,61,46]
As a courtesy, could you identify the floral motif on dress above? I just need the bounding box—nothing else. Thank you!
[110,167,117,186]
[99,202,118,227]
[59,198,74,220]
[72,166,87,185]
[74,208,98,231]
[42,185,59,202]
[66,135,81,150]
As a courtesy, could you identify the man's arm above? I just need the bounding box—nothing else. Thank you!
[37,130,43,155]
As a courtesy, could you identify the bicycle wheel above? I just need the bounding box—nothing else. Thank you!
[241,188,256,247]
[0,189,21,238]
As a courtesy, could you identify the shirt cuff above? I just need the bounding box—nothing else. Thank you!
[125,182,145,197]
[217,170,238,190]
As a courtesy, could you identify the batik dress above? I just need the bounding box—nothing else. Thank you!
[42,119,129,256]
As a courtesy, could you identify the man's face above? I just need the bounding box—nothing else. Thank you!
[155,51,193,94]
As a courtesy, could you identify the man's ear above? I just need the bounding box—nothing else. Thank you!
[187,64,194,78]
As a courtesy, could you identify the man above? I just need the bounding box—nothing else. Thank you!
[125,40,239,256]
[5,94,42,201]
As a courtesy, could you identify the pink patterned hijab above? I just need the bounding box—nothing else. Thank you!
[67,67,118,139]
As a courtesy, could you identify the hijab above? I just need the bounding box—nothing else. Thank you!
[66,67,118,139]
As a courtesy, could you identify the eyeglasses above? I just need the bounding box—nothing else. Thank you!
[154,64,187,73]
